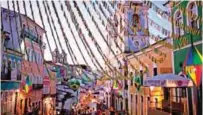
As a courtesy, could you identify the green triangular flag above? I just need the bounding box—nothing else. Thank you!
[133,75,141,91]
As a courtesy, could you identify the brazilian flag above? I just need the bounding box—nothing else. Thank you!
[133,75,141,91]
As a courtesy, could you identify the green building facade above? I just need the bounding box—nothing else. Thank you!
[171,1,202,74]
[170,1,202,115]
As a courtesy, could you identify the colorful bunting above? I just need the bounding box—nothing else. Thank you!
[113,80,122,90]
[133,74,141,91]
[21,76,32,93]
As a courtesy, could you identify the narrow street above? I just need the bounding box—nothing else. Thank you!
[1,1,202,115]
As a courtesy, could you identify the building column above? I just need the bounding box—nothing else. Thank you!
[108,93,111,108]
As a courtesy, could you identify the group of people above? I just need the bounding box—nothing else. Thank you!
[25,104,40,115]
[71,106,127,115]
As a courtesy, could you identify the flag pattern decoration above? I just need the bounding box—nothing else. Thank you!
[184,46,202,87]
[22,76,32,93]
[113,80,122,96]
[113,80,122,90]
[133,74,141,91]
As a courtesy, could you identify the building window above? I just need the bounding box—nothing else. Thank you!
[131,94,133,102]
[124,80,128,89]
[33,51,36,62]
[174,10,184,36]
[153,68,157,76]
[153,63,157,76]
[135,95,137,115]
[133,14,139,27]
[27,48,31,61]
[187,2,198,28]
[140,70,143,85]
[130,72,133,86]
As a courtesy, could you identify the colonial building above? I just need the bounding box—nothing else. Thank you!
[105,1,175,115]
[127,38,173,115]
[20,15,46,115]
[43,61,57,115]
[164,1,202,115]
[1,7,46,115]
[105,1,150,114]
[1,8,23,115]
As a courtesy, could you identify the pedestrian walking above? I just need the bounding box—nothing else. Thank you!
[27,105,32,115]
[110,107,115,115]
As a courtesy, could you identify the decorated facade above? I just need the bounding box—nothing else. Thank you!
[165,1,202,115]
[1,7,46,115]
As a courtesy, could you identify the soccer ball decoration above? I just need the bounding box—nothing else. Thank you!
[68,78,80,91]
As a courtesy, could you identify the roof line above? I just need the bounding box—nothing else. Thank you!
[1,7,46,33]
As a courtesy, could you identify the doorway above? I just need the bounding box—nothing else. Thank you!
[24,98,28,114]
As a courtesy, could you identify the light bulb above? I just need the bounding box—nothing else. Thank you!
[150,86,155,91]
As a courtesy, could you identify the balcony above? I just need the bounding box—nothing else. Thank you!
[1,65,21,81]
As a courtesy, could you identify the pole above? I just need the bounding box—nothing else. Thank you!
[190,32,202,115]
[197,87,202,115]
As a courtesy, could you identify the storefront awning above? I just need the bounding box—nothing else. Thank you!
[143,74,193,87]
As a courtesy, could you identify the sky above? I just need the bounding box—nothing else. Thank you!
[1,1,114,70]
[1,1,169,71]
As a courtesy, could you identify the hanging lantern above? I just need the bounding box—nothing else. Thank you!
[68,78,80,91]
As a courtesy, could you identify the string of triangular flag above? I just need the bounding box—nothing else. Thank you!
[143,1,171,21]
[94,1,149,71]
[65,1,111,78]
[148,18,170,36]
[99,2,167,65]
[74,1,126,80]
[83,2,125,77]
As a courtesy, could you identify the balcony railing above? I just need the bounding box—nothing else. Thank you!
[1,69,21,81]
[21,29,43,46]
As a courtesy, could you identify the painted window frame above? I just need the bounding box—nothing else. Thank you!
[186,1,199,29]
[174,10,184,36]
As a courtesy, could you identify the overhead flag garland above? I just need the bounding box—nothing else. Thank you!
[143,1,171,20]
[65,1,112,79]
[74,1,130,80]
[58,1,101,74]
[93,1,149,72]
[3,2,202,115]
[148,18,170,36]
[6,1,201,82]
[83,1,127,80]
[95,1,167,67]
